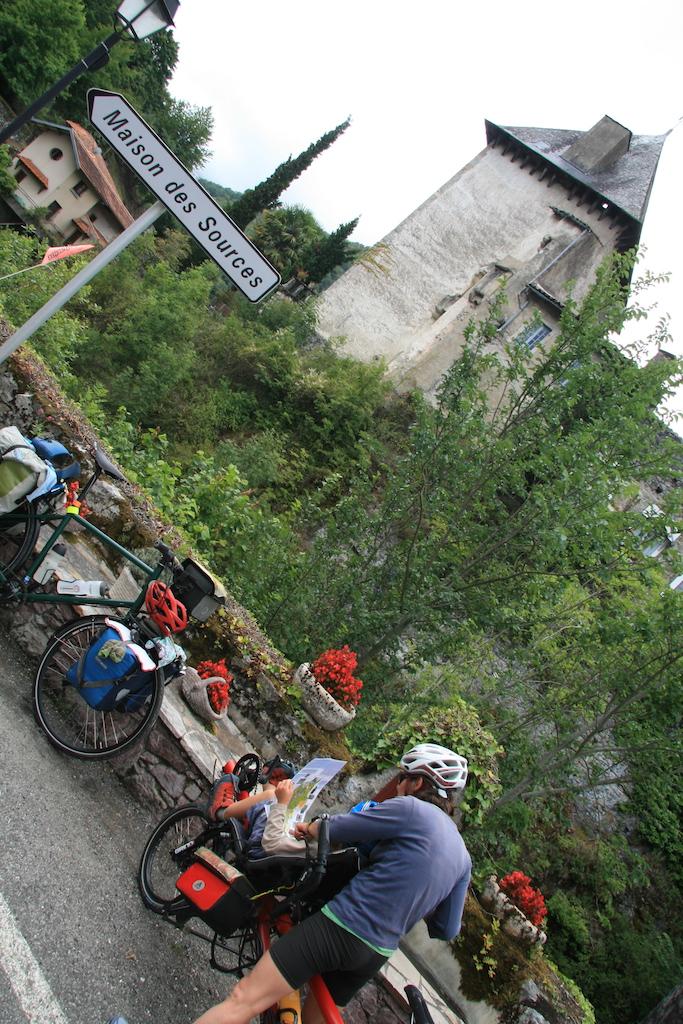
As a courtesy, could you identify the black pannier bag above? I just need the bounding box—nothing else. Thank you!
[172,558,226,622]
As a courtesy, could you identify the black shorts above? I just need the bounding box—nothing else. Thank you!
[269,911,388,1006]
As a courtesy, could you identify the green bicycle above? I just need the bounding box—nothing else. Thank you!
[0,441,224,759]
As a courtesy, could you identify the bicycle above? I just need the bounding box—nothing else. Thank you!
[0,440,224,759]
[137,756,439,1024]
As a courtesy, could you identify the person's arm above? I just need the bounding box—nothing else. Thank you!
[293,797,411,845]
[425,872,470,940]
[217,785,275,821]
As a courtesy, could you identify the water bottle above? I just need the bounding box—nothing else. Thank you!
[56,579,110,598]
[32,542,66,584]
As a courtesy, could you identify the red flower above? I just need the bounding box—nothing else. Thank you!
[207,679,230,714]
[499,871,547,927]
[197,658,233,684]
[311,646,363,709]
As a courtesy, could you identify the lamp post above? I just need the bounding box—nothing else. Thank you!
[0,0,180,146]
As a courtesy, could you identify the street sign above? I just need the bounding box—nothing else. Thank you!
[87,89,280,302]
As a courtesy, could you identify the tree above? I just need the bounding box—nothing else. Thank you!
[0,1,212,193]
[249,206,325,281]
[0,0,86,109]
[300,217,359,283]
[228,117,351,229]
[0,145,16,194]
[261,253,681,696]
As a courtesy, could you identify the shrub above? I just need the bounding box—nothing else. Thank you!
[367,698,503,825]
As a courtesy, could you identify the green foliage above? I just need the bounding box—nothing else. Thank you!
[228,117,350,229]
[0,0,86,108]
[471,793,683,1024]
[200,178,241,206]
[249,206,325,281]
[349,692,502,826]
[545,892,591,956]
[0,229,92,370]
[0,0,212,177]
[300,216,360,283]
[0,145,17,195]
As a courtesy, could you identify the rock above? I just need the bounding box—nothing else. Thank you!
[516,1010,549,1024]
[149,763,187,800]
[520,979,542,1004]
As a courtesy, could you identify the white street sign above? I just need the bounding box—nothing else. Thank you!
[87,89,280,302]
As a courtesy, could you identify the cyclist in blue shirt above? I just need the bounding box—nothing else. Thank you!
[191,742,471,1024]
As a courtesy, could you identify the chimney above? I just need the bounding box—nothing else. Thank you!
[564,115,632,173]
[647,348,678,368]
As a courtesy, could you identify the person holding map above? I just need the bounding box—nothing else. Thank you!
[192,742,472,1024]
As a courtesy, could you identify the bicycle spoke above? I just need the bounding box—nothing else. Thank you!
[34,617,163,760]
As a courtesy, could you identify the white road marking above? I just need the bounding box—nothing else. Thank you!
[0,892,70,1023]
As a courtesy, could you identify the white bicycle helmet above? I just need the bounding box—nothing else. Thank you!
[400,742,468,794]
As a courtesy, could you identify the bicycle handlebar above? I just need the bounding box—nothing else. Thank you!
[153,540,182,571]
[267,816,331,916]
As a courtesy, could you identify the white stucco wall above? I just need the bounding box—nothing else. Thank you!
[12,129,113,241]
[316,144,620,395]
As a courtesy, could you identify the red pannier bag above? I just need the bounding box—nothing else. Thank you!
[176,847,256,934]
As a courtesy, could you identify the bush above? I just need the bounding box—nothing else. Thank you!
[364,697,503,826]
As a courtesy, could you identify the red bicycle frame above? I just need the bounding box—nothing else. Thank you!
[257,898,344,1024]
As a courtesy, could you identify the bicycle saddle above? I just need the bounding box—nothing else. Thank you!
[94,446,126,481]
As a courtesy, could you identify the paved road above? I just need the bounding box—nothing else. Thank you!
[0,628,232,1024]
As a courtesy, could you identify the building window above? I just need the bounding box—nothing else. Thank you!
[14,169,26,184]
[639,504,680,558]
[71,180,87,197]
[515,322,551,351]
[49,147,63,161]
[46,200,62,220]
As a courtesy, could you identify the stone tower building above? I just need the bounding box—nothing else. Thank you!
[316,115,666,399]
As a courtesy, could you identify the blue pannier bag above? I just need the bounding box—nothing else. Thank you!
[65,619,157,712]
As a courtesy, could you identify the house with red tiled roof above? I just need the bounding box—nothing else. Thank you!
[7,119,133,246]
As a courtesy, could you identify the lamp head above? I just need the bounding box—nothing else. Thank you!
[115,0,179,40]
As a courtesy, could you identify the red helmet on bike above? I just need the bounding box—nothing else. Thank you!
[145,581,188,636]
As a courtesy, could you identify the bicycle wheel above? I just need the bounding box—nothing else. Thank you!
[33,615,164,760]
[0,500,39,587]
[138,804,234,914]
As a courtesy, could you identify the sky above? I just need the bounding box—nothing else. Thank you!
[169,0,683,426]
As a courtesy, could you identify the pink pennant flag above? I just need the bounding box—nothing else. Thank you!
[41,244,94,265]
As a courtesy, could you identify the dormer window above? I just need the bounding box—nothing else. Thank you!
[640,504,680,558]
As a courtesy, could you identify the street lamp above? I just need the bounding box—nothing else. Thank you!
[0,0,180,146]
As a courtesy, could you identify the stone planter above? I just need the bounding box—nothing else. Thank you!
[480,875,547,947]
[294,663,356,731]
[181,668,229,723]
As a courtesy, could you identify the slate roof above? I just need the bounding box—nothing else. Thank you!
[485,120,666,225]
